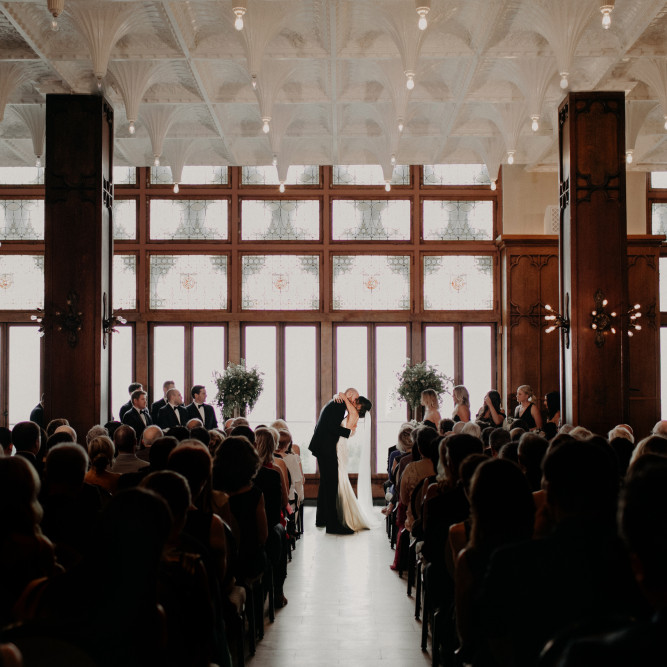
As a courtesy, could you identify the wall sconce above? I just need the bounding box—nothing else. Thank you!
[544,293,570,349]
[590,289,642,347]
[31,291,83,347]
[30,308,46,336]
[102,292,127,349]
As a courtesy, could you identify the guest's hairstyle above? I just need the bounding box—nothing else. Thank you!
[569,426,593,441]
[186,418,203,430]
[609,437,634,478]
[651,421,667,437]
[12,421,41,454]
[357,396,372,418]
[167,441,212,500]
[488,428,511,455]
[141,425,163,447]
[105,421,122,439]
[415,425,440,462]
[141,470,192,525]
[439,433,484,485]
[397,424,414,452]
[149,436,179,470]
[608,426,634,444]
[452,421,466,434]
[131,389,147,403]
[212,435,261,492]
[230,424,255,444]
[88,435,115,474]
[558,423,575,434]
[452,385,470,407]
[277,429,292,452]
[270,419,289,431]
[517,384,538,403]
[191,384,205,399]
[498,441,519,464]
[54,424,77,443]
[547,432,576,451]
[208,429,225,456]
[421,389,439,409]
[0,456,43,533]
[128,382,143,394]
[86,425,109,445]
[486,390,503,413]
[481,426,495,447]
[458,453,489,496]
[189,426,211,447]
[517,432,549,491]
[162,379,175,392]
[255,427,279,465]
[0,426,11,452]
[510,426,526,441]
[44,443,89,487]
[629,434,667,465]
[46,418,69,438]
[544,391,560,420]
[114,424,137,454]
[46,431,74,452]
[170,425,190,442]
[438,418,454,435]
[462,422,482,440]
[469,458,535,550]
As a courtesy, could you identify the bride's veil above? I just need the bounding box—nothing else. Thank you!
[355,412,375,517]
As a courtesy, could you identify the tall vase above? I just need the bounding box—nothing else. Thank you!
[233,404,240,418]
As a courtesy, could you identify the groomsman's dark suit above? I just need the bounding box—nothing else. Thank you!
[157,404,189,431]
[308,399,353,534]
[185,401,218,430]
[118,400,133,421]
[122,407,152,441]
[150,397,167,424]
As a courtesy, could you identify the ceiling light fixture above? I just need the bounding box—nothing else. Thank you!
[153,155,160,167]
[385,181,391,192]
[491,180,497,191]
[391,154,396,165]
[35,156,42,168]
[173,183,179,194]
[233,5,246,31]
[251,74,257,90]
[406,72,415,90]
[560,72,569,90]
[398,119,404,133]
[531,115,539,132]
[507,150,515,165]
[128,120,135,135]
[664,115,667,131]
[262,117,270,134]
[279,182,285,193]
[47,0,64,32]
[416,3,430,31]
[272,154,278,167]
[626,149,633,164]
[600,3,614,29]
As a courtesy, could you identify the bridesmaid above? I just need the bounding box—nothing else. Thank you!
[452,385,471,423]
[514,385,543,431]
[420,389,442,430]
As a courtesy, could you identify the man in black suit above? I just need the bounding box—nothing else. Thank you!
[185,385,219,430]
[150,379,175,424]
[119,382,143,421]
[29,393,45,428]
[309,387,362,535]
[121,389,152,441]
[157,388,188,431]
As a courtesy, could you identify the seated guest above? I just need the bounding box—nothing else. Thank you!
[488,427,510,457]
[112,425,144,474]
[190,426,211,448]
[170,425,190,442]
[439,418,455,435]
[0,426,12,457]
[276,428,305,506]
[151,379,175,424]
[651,420,667,437]
[208,429,225,457]
[104,420,122,440]
[46,418,69,438]
[186,418,204,430]
[86,424,108,445]
[461,422,482,440]
[609,437,635,479]
[12,421,42,473]
[157,388,188,431]
[570,425,593,440]
[54,424,77,443]
[629,434,667,465]
[186,385,219,430]
[498,441,519,464]
[119,382,143,421]
[517,432,549,492]
[85,435,121,495]
[138,424,163,463]
[122,389,153,440]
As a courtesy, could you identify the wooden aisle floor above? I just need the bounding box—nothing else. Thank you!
[247,507,433,667]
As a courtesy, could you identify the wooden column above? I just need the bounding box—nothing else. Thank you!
[44,94,113,439]
[558,92,628,434]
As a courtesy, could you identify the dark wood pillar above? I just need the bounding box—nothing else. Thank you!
[558,92,628,434]
[44,94,113,440]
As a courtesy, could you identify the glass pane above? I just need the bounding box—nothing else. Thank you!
[285,326,318,474]
[463,326,493,418]
[423,200,493,241]
[8,326,41,428]
[149,200,228,240]
[332,200,410,241]
[193,326,226,426]
[150,166,228,185]
[376,326,408,473]
[661,257,667,312]
[241,165,319,185]
[333,255,410,310]
[149,255,227,310]
[113,255,137,310]
[332,165,409,186]
[651,172,667,188]
[113,199,137,240]
[113,167,136,185]
[111,325,133,422]
[241,200,319,241]
[651,203,667,236]
[242,255,319,310]
[423,164,491,186]
[0,255,44,309]
[244,326,277,426]
[424,326,455,414]
[0,167,44,185]
[662,329,667,418]
[0,200,44,240]
[424,255,493,310]
[335,326,368,474]
[153,326,185,401]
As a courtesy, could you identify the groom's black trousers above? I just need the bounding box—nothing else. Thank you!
[315,445,340,529]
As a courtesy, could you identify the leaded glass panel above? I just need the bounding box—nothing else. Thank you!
[150,166,229,185]
[652,203,667,236]
[423,255,493,310]
[149,200,228,240]
[149,255,228,310]
[113,199,137,240]
[0,200,44,240]
[242,255,319,310]
[332,165,410,186]
[113,255,137,310]
[0,167,44,185]
[0,255,44,309]
[423,164,491,186]
[422,200,493,241]
[651,172,667,189]
[241,200,319,241]
[332,255,410,310]
[332,200,410,241]
[113,167,136,185]
[241,166,319,186]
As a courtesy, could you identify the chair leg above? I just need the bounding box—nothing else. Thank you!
[266,566,275,624]
[244,584,256,656]
[254,581,264,640]
[407,541,416,596]
[421,584,430,652]
[415,559,422,620]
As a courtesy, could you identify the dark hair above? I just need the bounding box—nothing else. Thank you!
[415,425,440,463]
[141,470,192,523]
[498,441,519,464]
[128,382,143,394]
[191,384,205,399]
[46,418,69,438]
[488,428,511,454]
[544,391,560,420]
[459,453,489,495]
[44,443,89,487]
[105,421,122,439]
[12,421,41,453]
[167,442,212,501]
[189,426,210,447]
[357,396,372,418]
[438,418,454,434]
[0,426,12,449]
[88,435,115,474]
[170,425,190,442]
[131,389,147,403]
[46,430,74,452]
[609,437,634,478]
[446,434,484,482]
[486,390,502,413]
[212,436,260,493]
[114,424,137,454]
[149,436,179,470]
[230,425,255,444]
[517,432,549,492]
[0,456,43,535]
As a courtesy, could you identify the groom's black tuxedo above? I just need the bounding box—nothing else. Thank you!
[309,399,352,533]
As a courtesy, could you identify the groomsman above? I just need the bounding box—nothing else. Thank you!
[121,389,152,440]
[185,385,219,430]
[119,382,142,421]
[151,379,175,424]
[157,388,188,431]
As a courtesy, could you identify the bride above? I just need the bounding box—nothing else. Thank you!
[334,392,374,532]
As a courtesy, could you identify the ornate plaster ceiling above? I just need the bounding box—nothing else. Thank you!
[2,0,667,175]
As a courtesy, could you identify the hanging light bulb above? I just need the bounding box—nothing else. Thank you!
[391,154,396,165]
[664,115,667,131]
[279,182,285,193]
[251,74,257,90]
[153,155,160,167]
[491,180,497,191]
[272,154,278,167]
[233,5,246,30]
[128,120,135,135]
[48,0,64,32]
[51,17,59,31]
[385,181,391,192]
[406,72,415,90]
[262,118,270,134]
[626,149,634,164]
[398,119,404,133]
[531,115,539,132]
[560,72,569,90]
[600,3,614,29]
[35,156,42,168]
[173,183,179,194]
[416,5,429,30]
[507,150,515,165]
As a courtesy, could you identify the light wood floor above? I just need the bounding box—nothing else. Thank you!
[247,507,433,667]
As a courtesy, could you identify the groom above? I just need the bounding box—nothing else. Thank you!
[309,387,363,534]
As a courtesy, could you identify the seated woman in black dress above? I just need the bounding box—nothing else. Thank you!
[475,390,506,428]
[514,385,543,432]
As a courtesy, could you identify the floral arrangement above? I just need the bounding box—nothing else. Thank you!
[394,359,452,414]
[214,359,264,418]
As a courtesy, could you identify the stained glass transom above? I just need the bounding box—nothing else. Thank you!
[150,166,229,185]
[0,200,44,240]
[423,164,491,186]
[650,172,667,189]
[113,255,137,310]
[149,200,228,240]
[241,200,319,241]
[0,167,44,185]
[422,200,493,240]
[423,255,493,310]
[332,255,410,310]
[332,165,410,186]
[332,200,410,241]
[241,166,319,186]
[242,255,319,310]
[149,255,228,310]
[113,199,136,240]
[113,167,136,185]
[0,255,44,309]
[651,203,667,236]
